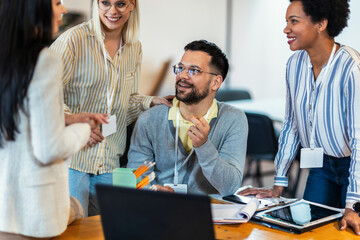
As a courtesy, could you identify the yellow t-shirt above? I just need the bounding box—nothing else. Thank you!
[168,98,218,153]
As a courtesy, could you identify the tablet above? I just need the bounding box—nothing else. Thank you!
[253,199,343,233]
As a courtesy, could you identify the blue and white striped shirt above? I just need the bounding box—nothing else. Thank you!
[274,44,360,203]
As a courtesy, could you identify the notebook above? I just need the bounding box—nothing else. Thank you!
[95,184,215,240]
[253,199,343,234]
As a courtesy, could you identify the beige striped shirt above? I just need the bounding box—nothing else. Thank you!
[50,19,153,174]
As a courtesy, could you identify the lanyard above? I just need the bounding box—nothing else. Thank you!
[173,107,211,185]
[309,43,337,149]
[102,39,124,114]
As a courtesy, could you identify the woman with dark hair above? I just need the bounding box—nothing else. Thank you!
[0,0,107,238]
[240,0,360,235]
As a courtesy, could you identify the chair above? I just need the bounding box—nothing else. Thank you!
[147,59,172,96]
[243,112,278,187]
[215,89,251,102]
[119,123,134,167]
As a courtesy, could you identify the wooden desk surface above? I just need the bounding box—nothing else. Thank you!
[55,215,357,240]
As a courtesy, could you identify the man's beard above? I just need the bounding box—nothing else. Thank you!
[175,79,211,105]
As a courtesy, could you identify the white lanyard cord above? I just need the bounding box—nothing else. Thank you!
[174,107,211,185]
[309,43,337,149]
[102,39,123,114]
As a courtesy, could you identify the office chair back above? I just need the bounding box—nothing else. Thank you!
[243,112,278,186]
[216,89,251,102]
[246,112,278,159]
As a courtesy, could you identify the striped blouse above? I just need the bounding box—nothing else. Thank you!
[274,44,360,203]
[50,19,153,174]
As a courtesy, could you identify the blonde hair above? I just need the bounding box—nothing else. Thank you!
[92,0,140,44]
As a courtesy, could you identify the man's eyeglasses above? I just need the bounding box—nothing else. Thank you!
[172,64,219,78]
[98,1,132,12]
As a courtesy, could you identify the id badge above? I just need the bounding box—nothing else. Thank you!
[164,183,187,194]
[300,148,324,168]
[102,115,117,137]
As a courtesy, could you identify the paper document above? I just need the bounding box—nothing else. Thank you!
[211,198,259,224]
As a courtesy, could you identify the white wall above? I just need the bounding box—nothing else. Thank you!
[228,0,360,100]
[63,0,92,18]
[63,0,360,99]
[138,0,226,96]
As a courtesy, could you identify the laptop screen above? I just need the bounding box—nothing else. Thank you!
[95,184,215,240]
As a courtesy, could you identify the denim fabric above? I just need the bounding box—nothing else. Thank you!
[69,168,113,217]
[303,154,350,208]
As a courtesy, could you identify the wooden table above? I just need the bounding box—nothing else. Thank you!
[54,215,357,240]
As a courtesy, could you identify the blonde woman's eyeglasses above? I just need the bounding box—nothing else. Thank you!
[98,1,132,12]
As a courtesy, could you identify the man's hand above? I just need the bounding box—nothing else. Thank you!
[155,185,175,193]
[340,208,360,235]
[150,95,174,107]
[188,115,210,148]
[238,186,284,199]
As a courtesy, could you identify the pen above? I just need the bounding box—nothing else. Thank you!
[133,161,147,177]
[134,161,156,178]
[137,172,155,189]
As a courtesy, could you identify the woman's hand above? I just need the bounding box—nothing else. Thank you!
[65,113,109,148]
[238,186,284,198]
[340,208,360,235]
[150,95,174,107]
[87,128,104,148]
[65,113,108,130]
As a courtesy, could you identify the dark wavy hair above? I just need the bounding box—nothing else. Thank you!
[0,0,53,147]
[290,0,350,37]
[184,40,229,81]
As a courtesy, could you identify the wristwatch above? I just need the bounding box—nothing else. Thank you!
[352,202,360,213]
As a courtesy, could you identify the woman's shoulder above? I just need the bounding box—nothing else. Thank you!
[338,44,360,65]
[37,48,61,67]
[54,20,92,43]
[125,40,142,53]
[32,48,62,83]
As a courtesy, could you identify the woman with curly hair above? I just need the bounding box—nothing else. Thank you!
[240,0,360,235]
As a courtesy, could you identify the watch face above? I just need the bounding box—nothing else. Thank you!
[353,202,360,212]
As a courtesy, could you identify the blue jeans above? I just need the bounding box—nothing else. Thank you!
[69,168,113,217]
[303,154,350,208]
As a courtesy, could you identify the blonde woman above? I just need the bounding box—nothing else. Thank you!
[51,0,171,217]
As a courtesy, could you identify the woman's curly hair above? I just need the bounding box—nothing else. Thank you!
[290,0,350,37]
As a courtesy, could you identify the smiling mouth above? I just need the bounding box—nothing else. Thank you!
[287,37,296,44]
[106,16,121,23]
[176,81,193,92]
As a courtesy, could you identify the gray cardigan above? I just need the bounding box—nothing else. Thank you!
[127,102,248,196]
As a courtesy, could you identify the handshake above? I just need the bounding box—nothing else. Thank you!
[65,113,109,148]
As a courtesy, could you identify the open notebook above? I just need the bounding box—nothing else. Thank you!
[211,198,259,224]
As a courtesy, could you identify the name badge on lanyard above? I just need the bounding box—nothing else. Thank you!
[300,43,336,169]
[300,148,324,168]
[165,107,211,193]
[102,115,117,137]
[101,44,118,138]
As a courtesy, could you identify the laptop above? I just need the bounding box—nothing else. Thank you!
[95,184,215,240]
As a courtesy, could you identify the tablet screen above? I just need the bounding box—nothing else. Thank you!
[263,202,340,226]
